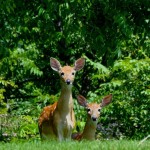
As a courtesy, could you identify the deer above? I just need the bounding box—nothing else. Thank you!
[38,57,85,141]
[72,94,112,140]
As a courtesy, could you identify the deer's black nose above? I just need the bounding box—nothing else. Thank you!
[92,117,97,121]
[66,79,71,85]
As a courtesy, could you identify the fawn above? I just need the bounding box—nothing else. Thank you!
[72,94,112,140]
[38,57,85,141]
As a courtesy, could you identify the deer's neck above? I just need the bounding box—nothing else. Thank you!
[57,83,73,113]
[82,116,97,140]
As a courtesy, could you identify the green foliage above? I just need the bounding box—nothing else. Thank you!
[19,116,39,139]
[86,57,150,139]
[0,114,39,142]
[0,0,149,141]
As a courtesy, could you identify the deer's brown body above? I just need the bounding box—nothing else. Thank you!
[38,58,85,141]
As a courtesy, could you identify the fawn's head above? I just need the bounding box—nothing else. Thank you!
[50,57,85,86]
[77,94,112,122]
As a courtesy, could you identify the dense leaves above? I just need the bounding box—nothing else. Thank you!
[0,0,149,141]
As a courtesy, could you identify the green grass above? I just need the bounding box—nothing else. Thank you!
[0,140,150,150]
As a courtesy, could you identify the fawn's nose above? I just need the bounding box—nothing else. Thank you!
[92,117,97,121]
[66,79,71,85]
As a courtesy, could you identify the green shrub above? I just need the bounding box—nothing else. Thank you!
[0,114,39,142]
[82,57,150,139]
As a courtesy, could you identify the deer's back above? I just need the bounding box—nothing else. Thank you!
[72,132,82,141]
[38,102,58,138]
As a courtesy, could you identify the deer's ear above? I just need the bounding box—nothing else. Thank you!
[74,58,85,71]
[76,95,88,107]
[50,57,61,72]
[101,94,112,107]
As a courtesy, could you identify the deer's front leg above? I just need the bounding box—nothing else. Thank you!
[54,115,64,141]
[64,116,74,140]
[57,129,64,141]
[65,128,72,141]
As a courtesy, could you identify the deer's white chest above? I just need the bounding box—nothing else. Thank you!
[62,113,73,129]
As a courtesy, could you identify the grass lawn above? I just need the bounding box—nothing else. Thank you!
[0,140,150,150]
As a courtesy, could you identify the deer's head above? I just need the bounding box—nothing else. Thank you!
[50,57,85,86]
[77,94,112,122]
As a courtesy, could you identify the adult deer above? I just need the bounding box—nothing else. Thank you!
[72,94,112,140]
[38,57,85,141]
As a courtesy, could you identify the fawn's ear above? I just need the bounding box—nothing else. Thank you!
[50,57,61,72]
[101,94,112,107]
[76,95,88,107]
[74,58,85,71]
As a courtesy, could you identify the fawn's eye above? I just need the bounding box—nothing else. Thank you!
[87,108,91,112]
[98,109,101,112]
[61,72,64,76]
[72,72,75,75]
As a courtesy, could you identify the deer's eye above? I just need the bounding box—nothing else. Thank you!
[87,108,91,112]
[61,72,64,76]
[72,72,75,75]
[98,109,101,112]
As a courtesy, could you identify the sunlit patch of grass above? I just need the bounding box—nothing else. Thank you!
[0,140,150,150]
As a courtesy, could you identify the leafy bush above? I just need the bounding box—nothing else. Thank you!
[80,57,150,139]
[0,0,149,141]
[19,116,39,140]
[0,114,39,142]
